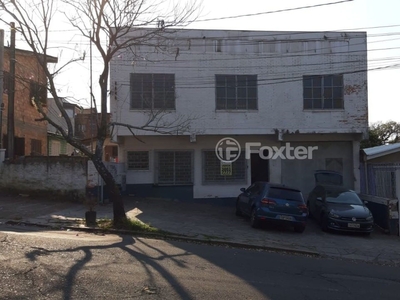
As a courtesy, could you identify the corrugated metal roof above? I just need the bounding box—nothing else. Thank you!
[362,143,400,160]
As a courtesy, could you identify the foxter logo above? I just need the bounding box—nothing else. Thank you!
[245,143,318,160]
[215,138,318,162]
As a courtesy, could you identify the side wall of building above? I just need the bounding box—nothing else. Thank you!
[2,50,49,156]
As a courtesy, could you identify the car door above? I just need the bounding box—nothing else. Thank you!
[238,183,254,215]
[308,187,319,217]
[314,189,326,221]
[309,185,325,220]
[241,183,260,215]
[248,183,264,211]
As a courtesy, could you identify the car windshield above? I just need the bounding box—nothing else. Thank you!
[268,187,303,202]
[326,190,363,205]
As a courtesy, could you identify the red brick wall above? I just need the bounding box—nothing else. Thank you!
[1,49,49,156]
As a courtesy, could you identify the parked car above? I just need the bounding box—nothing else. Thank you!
[307,170,374,234]
[235,182,308,233]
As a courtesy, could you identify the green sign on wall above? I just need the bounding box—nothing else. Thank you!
[220,162,232,176]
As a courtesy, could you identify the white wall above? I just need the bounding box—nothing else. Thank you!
[111,29,368,138]
[0,157,88,199]
[121,135,283,199]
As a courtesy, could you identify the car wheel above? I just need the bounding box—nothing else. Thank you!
[320,214,329,232]
[235,199,242,216]
[294,225,305,233]
[250,207,259,228]
[307,202,313,219]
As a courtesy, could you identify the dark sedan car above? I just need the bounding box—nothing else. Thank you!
[307,186,374,234]
[235,182,308,233]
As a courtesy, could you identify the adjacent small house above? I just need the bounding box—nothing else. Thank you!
[75,108,118,161]
[360,143,400,198]
[47,97,82,156]
[1,47,57,157]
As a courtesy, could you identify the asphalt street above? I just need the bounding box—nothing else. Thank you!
[1,195,400,266]
[0,226,399,300]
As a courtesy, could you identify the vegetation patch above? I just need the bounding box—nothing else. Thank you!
[94,218,175,235]
[120,218,172,235]
[202,234,230,241]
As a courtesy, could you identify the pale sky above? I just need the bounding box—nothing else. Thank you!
[5,0,400,124]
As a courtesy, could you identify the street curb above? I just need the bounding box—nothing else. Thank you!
[3,220,320,257]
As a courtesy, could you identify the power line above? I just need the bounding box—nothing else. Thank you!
[192,0,354,22]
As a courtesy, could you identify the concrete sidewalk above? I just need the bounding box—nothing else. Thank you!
[1,195,400,266]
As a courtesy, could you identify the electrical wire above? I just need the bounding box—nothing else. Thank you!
[191,0,354,23]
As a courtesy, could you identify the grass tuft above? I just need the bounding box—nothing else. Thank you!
[95,217,173,235]
[121,218,171,234]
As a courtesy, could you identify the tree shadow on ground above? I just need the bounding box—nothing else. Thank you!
[25,234,193,299]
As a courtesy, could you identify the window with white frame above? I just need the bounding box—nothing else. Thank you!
[127,151,149,170]
[203,150,246,183]
[130,73,175,110]
[303,74,344,109]
[156,151,193,185]
[216,75,258,110]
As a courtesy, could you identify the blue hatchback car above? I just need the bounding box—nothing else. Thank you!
[235,182,308,233]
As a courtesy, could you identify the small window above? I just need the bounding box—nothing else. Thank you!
[30,81,47,106]
[130,73,175,110]
[30,139,42,155]
[15,137,25,156]
[303,75,343,110]
[128,151,149,170]
[216,75,258,110]
[325,158,343,174]
[203,150,246,183]
[156,151,193,185]
[215,40,222,52]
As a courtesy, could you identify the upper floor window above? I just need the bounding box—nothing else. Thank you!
[216,75,258,110]
[30,81,47,106]
[303,75,344,110]
[130,73,175,110]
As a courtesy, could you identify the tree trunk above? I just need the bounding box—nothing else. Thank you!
[91,156,127,226]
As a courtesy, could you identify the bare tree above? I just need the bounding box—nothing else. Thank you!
[0,0,201,225]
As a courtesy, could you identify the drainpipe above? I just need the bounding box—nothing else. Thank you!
[364,153,369,194]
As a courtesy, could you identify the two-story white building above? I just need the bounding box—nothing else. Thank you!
[110,28,368,203]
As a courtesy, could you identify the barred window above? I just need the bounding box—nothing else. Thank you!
[130,73,175,110]
[303,75,343,109]
[128,151,149,170]
[156,151,193,185]
[216,75,257,110]
[203,150,246,183]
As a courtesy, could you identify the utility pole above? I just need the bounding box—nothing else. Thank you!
[7,22,15,159]
[89,30,93,153]
[0,29,4,149]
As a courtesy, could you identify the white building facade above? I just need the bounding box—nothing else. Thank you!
[110,29,368,202]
